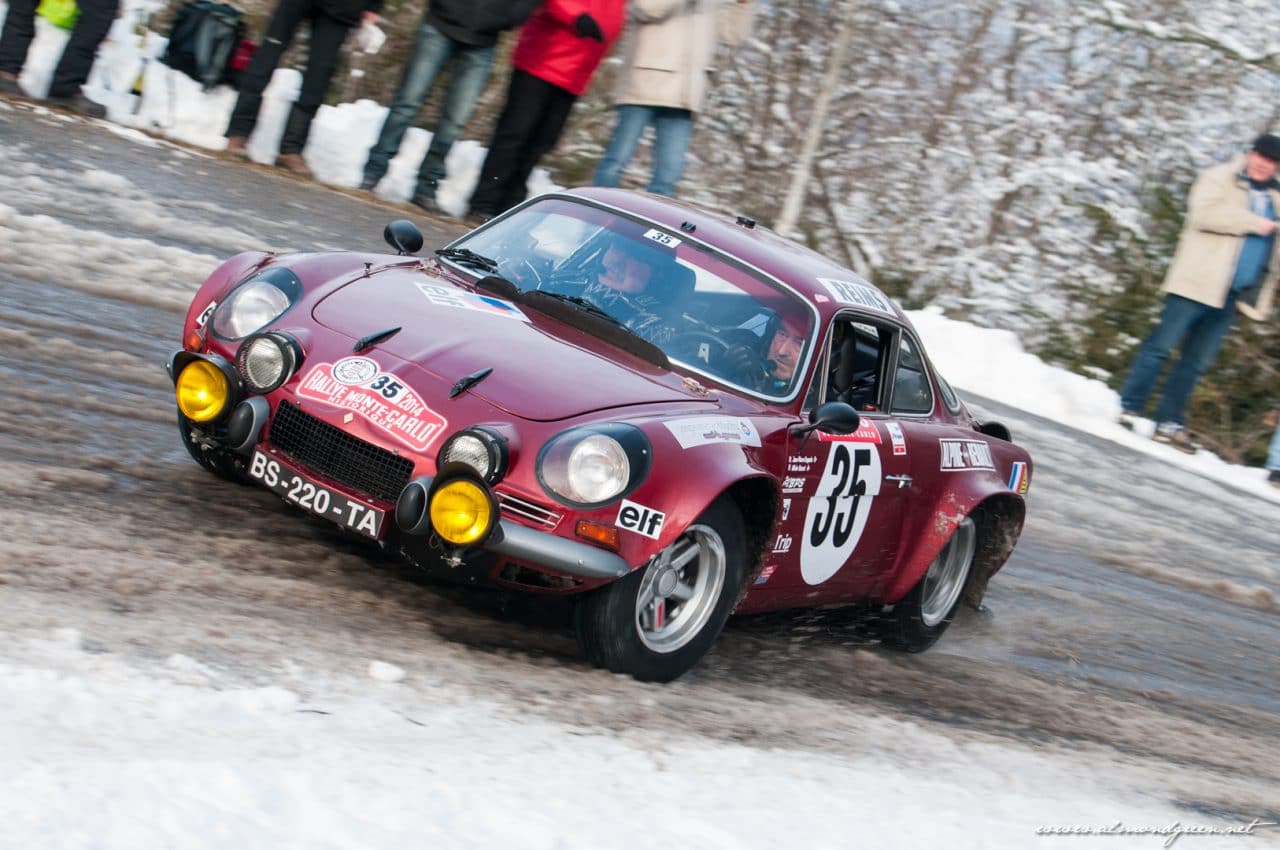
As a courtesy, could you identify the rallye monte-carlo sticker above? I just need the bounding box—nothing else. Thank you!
[800,428,884,585]
[297,356,448,452]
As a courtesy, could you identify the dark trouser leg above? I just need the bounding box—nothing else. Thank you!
[278,12,349,154]
[0,0,38,76]
[364,19,455,183]
[1153,294,1237,425]
[226,0,310,138]
[413,41,494,197]
[1118,294,1203,415]
[498,79,575,213]
[469,70,555,216]
[47,0,119,97]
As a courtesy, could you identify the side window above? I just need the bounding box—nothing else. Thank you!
[937,372,963,414]
[818,317,889,412]
[890,335,934,414]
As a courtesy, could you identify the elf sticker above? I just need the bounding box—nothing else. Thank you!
[616,499,665,539]
[800,440,882,585]
[297,360,447,452]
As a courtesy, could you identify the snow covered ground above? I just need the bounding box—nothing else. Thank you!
[2,9,1279,849]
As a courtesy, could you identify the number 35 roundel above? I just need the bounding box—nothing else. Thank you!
[801,440,882,584]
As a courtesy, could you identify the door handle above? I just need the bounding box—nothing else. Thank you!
[884,474,912,489]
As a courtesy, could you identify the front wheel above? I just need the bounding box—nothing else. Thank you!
[576,496,746,682]
[879,515,977,652]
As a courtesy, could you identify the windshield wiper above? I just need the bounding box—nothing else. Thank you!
[520,290,669,371]
[531,290,625,327]
[435,247,499,273]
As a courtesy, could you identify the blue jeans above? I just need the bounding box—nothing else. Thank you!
[1119,293,1238,425]
[592,104,694,196]
[1268,423,1280,471]
[363,20,494,196]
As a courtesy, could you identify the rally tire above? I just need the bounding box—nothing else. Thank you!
[879,515,977,652]
[575,496,746,682]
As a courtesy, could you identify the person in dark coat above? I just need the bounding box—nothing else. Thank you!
[0,0,120,117]
[224,0,383,177]
[359,0,540,212]
[466,0,625,222]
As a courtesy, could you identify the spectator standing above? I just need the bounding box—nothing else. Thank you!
[0,0,120,116]
[358,0,540,212]
[465,0,625,223]
[591,0,753,197]
[224,0,382,177]
[1118,133,1280,451]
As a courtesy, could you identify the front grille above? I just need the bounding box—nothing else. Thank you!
[497,492,562,529]
[269,401,414,502]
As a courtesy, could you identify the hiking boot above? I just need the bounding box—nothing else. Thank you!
[410,194,444,216]
[0,72,22,97]
[47,92,106,118]
[225,135,250,159]
[275,152,312,178]
[358,175,379,192]
[1152,421,1196,454]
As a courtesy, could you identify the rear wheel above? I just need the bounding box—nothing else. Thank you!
[576,496,746,682]
[177,413,249,484]
[879,515,977,652]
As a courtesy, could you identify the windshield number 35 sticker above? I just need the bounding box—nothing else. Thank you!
[800,442,882,585]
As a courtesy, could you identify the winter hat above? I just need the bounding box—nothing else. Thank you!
[1251,133,1280,162]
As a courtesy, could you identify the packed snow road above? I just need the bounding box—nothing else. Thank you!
[2,104,1278,843]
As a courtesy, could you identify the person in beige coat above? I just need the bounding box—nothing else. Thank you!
[1118,133,1280,450]
[591,0,753,196]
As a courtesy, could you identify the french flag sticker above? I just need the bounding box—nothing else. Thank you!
[1008,461,1029,494]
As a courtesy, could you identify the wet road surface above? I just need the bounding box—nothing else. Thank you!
[2,103,1278,823]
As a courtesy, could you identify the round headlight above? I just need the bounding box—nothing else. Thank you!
[429,478,495,546]
[566,435,629,503]
[211,280,292,339]
[438,428,507,483]
[176,359,231,422]
[236,332,300,393]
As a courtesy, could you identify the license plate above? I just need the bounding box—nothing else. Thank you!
[248,450,385,539]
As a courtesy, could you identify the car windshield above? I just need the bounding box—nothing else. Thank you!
[449,196,816,400]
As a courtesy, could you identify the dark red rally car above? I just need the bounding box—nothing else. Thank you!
[168,188,1033,681]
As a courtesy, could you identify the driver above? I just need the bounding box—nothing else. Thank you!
[725,312,807,393]
[561,240,682,345]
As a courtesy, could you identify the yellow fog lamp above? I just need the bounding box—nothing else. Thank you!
[428,477,496,546]
[176,358,235,422]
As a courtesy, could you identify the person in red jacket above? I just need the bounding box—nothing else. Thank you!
[466,0,625,223]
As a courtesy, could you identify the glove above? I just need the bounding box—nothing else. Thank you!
[575,13,604,42]
[722,344,761,384]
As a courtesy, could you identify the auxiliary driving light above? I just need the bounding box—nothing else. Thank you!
[236,332,302,393]
[176,359,232,422]
[428,478,496,546]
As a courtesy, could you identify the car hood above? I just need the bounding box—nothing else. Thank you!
[311,268,701,422]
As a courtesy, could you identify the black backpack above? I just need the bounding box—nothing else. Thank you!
[161,1,245,89]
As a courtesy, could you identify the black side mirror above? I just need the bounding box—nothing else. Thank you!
[791,401,861,438]
[384,219,424,256]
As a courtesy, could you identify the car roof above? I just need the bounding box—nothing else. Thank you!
[562,187,910,327]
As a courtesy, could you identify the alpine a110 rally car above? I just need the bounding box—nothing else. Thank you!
[168,188,1033,682]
